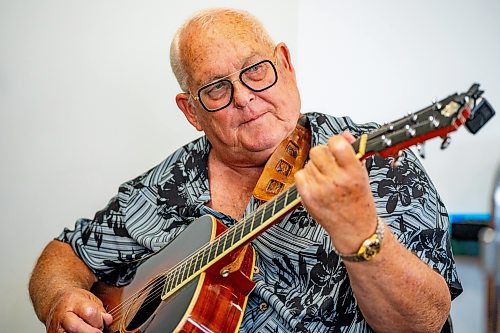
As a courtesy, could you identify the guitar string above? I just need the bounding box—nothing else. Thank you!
[104,187,296,323]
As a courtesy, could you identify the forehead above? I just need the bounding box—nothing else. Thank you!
[181,25,272,87]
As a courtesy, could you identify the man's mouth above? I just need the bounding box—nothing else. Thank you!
[242,112,268,124]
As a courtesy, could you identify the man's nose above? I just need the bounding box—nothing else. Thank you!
[231,79,255,109]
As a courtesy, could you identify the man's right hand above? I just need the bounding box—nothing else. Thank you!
[45,287,113,333]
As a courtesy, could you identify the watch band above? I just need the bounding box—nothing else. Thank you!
[332,216,385,262]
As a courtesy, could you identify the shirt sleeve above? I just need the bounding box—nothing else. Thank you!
[367,149,463,300]
[56,178,151,286]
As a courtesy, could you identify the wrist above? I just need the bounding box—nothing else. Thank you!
[331,216,385,262]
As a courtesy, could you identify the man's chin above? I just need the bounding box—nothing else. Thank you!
[239,119,293,153]
[242,135,284,154]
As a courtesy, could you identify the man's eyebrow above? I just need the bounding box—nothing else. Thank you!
[200,53,260,86]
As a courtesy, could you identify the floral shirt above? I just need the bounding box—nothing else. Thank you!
[58,112,462,333]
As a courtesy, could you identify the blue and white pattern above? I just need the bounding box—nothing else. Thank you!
[58,112,462,333]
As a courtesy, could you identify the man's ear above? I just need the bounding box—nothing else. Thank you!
[176,93,203,131]
[275,42,295,75]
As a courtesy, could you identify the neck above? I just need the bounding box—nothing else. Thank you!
[217,147,269,166]
[207,150,266,220]
[208,150,265,185]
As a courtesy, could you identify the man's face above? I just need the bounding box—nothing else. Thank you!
[178,27,301,166]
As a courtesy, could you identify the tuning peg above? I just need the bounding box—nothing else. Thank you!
[390,150,404,168]
[405,124,416,137]
[440,135,451,150]
[428,116,440,128]
[416,143,425,158]
[432,99,442,110]
[381,135,392,147]
[383,122,395,131]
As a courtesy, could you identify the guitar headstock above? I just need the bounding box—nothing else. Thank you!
[355,83,496,160]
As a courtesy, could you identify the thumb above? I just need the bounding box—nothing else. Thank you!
[102,311,113,327]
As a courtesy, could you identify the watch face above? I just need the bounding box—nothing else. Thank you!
[361,238,381,260]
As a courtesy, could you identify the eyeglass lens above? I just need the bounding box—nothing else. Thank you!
[198,60,277,112]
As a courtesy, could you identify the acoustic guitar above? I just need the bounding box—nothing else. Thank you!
[93,83,495,333]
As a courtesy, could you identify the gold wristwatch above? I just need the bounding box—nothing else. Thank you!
[332,217,385,262]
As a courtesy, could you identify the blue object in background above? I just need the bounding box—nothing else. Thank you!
[450,213,491,224]
[449,213,491,256]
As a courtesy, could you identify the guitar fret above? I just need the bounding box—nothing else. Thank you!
[194,249,203,272]
[163,273,173,295]
[221,232,229,254]
[271,196,277,215]
[259,205,266,229]
[214,237,223,258]
[263,202,274,221]
[276,190,286,211]
[250,208,257,230]
[189,251,197,275]
[180,260,189,282]
[206,241,214,265]
[230,224,237,247]
[243,220,250,239]
[239,217,246,240]
[172,267,183,291]
[201,246,210,267]
[210,240,218,261]
[250,210,261,232]
[186,252,196,277]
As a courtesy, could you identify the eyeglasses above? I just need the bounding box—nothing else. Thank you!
[190,59,278,112]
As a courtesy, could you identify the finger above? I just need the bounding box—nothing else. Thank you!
[296,163,318,196]
[73,303,106,330]
[61,311,101,333]
[327,135,358,168]
[340,130,356,143]
[295,168,314,202]
[308,145,337,175]
[303,158,325,185]
[102,312,113,330]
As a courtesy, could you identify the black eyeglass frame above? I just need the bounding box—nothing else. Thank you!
[190,59,278,112]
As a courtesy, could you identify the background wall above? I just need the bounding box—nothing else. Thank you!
[0,1,498,332]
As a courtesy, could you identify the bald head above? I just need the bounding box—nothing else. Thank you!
[170,8,275,92]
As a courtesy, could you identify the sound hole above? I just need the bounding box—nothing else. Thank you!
[125,276,165,330]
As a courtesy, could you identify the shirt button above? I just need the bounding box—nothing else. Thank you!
[259,302,268,312]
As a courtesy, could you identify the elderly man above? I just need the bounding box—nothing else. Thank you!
[29,8,461,333]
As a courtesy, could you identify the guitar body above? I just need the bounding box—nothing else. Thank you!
[93,215,256,333]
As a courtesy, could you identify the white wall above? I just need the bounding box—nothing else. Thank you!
[296,0,500,215]
[0,1,297,331]
[1,1,498,332]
